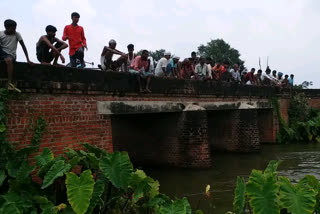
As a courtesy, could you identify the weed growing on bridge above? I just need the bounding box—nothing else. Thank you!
[271,95,320,144]
[231,160,320,214]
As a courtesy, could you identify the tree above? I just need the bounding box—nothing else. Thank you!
[198,39,244,66]
[137,49,166,62]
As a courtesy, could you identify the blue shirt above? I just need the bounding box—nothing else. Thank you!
[288,77,294,85]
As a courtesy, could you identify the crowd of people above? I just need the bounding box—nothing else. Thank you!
[0,12,294,92]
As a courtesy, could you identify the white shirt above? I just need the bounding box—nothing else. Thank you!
[0,31,23,59]
[230,69,241,82]
[155,57,169,76]
[207,64,212,78]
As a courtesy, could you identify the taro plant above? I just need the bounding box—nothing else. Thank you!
[0,143,195,214]
[231,160,320,214]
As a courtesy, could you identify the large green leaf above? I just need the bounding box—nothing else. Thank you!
[35,148,54,167]
[246,170,280,214]
[132,177,153,203]
[81,143,107,158]
[66,170,95,214]
[0,170,6,187]
[264,160,281,177]
[279,176,316,214]
[99,152,133,189]
[233,176,246,214]
[42,160,71,189]
[159,199,187,214]
[181,198,192,214]
[0,202,21,214]
[86,178,105,214]
[16,161,35,183]
[298,175,320,194]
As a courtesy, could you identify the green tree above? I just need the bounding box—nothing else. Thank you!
[198,39,244,65]
[137,49,166,62]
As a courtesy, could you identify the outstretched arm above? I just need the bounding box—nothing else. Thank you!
[19,40,33,64]
[102,46,126,57]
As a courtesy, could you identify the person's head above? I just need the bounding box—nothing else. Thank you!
[272,70,277,76]
[71,12,80,24]
[45,25,57,38]
[257,69,262,76]
[191,51,197,59]
[127,44,134,53]
[233,64,239,71]
[4,19,17,34]
[224,61,230,68]
[173,56,180,64]
[200,57,206,65]
[277,72,283,79]
[266,67,271,74]
[250,68,256,73]
[182,58,190,66]
[109,39,117,49]
[206,57,212,64]
[164,51,171,60]
[285,74,289,79]
[290,74,294,79]
[141,50,149,60]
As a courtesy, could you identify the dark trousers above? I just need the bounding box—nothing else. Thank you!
[70,47,84,67]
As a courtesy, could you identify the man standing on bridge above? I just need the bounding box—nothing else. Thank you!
[62,12,87,68]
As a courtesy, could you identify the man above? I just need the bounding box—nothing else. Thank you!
[36,25,68,65]
[0,19,33,89]
[255,69,263,86]
[206,57,213,79]
[100,39,127,71]
[288,74,294,87]
[265,67,280,86]
[282,75,289,88]
[244,68,257,85]
[230,64,241,83]
[272,70,277,79]
[121,44,136,72]
[189,51,199,67]
[62,12,87,68]
[155,51,171,77]
[213,62,226,80]
[129,50,152,93]
[195,57,209,80]
[166,56,180,78]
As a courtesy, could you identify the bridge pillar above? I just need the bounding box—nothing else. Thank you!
[175,111,212,168]
[112,111,212,168]
[209,109,260,152]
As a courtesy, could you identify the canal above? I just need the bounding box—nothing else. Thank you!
[146,144,320,213]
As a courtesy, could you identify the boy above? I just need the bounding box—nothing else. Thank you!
[62,12,87,68]
[0,19,33,89]
[36,25,68,65]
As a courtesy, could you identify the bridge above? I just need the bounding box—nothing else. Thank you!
[2,62,320,168]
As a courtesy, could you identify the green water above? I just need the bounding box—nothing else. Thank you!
[146,144,320,213]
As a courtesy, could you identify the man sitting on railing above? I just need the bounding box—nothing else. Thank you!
[100,39,127,71]
[0,19,33,90]
[36,25,68,65]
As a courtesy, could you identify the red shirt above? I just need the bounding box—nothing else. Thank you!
[62,24,87,56]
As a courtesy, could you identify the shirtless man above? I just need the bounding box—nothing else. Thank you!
[100,39,127,71]
[36,25,68,65]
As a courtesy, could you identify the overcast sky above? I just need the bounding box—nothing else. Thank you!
[1,0,320,86]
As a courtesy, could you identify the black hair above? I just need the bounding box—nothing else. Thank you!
[71,12,80,18]
[290,74,294,77]
[45,25,57,33]
[251,68,256,71]
[285,74,289,78]
[191,51,196,56]
[127,44,134,49]
[206,57,212,61]
[258,69,262,73]
[272,70,277,73]
[142,50,148,55]
[4,19,17,29]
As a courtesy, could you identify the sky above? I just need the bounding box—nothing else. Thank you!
[1,0,320,86]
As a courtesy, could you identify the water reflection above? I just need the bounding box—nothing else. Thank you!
[146,144,320,213]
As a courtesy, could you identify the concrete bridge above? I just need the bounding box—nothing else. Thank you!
[2,62,320,168]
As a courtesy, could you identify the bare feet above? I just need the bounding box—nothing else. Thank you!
[145,88,152,93]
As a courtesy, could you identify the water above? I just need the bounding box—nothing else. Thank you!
[146,144,320,213]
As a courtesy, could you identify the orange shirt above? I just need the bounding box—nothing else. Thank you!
[213,65,226,79]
